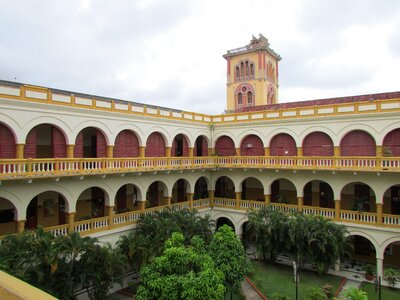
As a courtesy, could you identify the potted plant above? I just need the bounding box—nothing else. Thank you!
[363,264,374,281]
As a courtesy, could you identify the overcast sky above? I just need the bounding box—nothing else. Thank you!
[1,0,399,114]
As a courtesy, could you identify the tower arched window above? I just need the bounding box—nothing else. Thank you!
[238,93,243,107]
[250,64,254,76]
[247,91,253,106]
[235,67,240,79]
[245,61,249,77]
[240,62,244,78]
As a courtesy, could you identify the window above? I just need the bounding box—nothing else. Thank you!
[238,93,243,107]
[250,64,254,76]
[247,91,253,106]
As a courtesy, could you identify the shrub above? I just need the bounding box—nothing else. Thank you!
[384,268,400,288]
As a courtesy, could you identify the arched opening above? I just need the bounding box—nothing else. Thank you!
[215,176,235,199]
[383,241,400,271]
[0,197,17,235]
[194,177,209,200]
[25,191,67,230]
[382,185,400,215]
[340,183,376,212]
[340,130,376,156]
[346,235,376,267]
[216,217,235,232]
[115,184,141,214]
[241,177,264,201]
[74,127,107,158]
[247,91,253,106]
[215,136,235,156]
[235,66,240,79]
[303,132,334,156]
[240,62,244,78]
[241,221,256,251]
[24,124,67,158]
[114,130,139,158]
[250,64,254,76]
[270,133,296,156]
[194,135,208,157]
[240,134,264,156]
[237,93,243,108]
[75,187,105,221]
[0,123,16,159]
[270,178,297,205]
[146,181,167,208]
[303,180,334,208]
[145,132,166,157]
[383,128,400,156]
[172,179,188,203]
[172,134,189,157]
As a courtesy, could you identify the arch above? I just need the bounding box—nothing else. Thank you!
[25,191,68,230]
[241,177,264,201]
[194,177,209,200]
[382,128,400,156]
[24,124,67,158]
[215,135,235,156]
[172,134,189,157]
[75,187,107,221]
[114,183,142,213]
[172,178,191,203]
[247,91,253,106]
[303,132,334,156]
[146,180,168,208]
[303,180,334,208]
[0,122,16,158]
[270,178,297,205]
[0,197,17,235]
[340,182,376,212]
[194,135,209,156]
[240,134,264,156]
[270,133,297,156]
[340,130,376,156]
[74,127,107,158]
[382,240,400,269]
[215,176,235,199]
[114,130,140,158]
[346,233,378,264]
[382,184,400,215]
[145,132,166,157]
[216,217,235,232]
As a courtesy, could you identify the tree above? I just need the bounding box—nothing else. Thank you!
[339,287,368,300]
[209,224,249,297]
[136,232,225,300]
[286,212,311,268]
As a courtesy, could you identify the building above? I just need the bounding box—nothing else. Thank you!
[0,35,399,281]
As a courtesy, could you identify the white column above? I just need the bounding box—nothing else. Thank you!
[376,257,383,279]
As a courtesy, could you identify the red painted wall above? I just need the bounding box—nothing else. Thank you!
[74,132,83,158]
[52,127,67,158]
[303,132,333,156]
[172,135,189,157]
[215,136,236,156]
[0,123,15,158]
[96,131,107,158]
[270,133,296,156]
[241,135,264,156]
[24,128,37,158]
[114,130,139,157]
[340,130,376,156]
[383,129,400,156]
[194,136,208,156]
[146,132,166,157]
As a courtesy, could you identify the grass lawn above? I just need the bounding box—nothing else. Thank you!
[247,260,343,299]
[360,282,400,300]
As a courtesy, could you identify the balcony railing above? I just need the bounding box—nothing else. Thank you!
[0,155,399,180]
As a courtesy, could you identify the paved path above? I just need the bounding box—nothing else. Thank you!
[336,279,362,298]
[241,279,264,300]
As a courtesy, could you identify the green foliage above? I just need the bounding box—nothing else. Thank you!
[384,268,400,288]
[272,292,290,300]
[363,264,374,276]
[136,232,225,300]
[304,287,328,300]
[209,225,249,294]
[340,287,368,300]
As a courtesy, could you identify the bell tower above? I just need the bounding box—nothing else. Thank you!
[223,34,281,111]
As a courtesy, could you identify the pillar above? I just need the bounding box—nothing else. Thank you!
[297,196,303,211]
[16,220,26,234]
[16,144,24,159]
[209,190,215,207]
[376,146,383,157]
[67,145,75,158]
[264,147,270,156]
[167,196,172,206]
[334,200,341,221]
[297,147,303,157]
[67,212,75,234]
[376,203,383,225]
[107,146,114,158]
[139,146,145,157]
[335,259,340,271]
[334,146,340,157]
[264,194,271,205]
[165,147,171,157]
[208,148,213,156]
[235,192,241,209]
[376,257,383,279]
[187,193,194,208]
[138,201,146,211]
[236,148,241,156]
[188,147,194,157]
[106,205,114,227]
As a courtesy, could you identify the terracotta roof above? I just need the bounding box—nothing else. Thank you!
[233,91,400,113]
